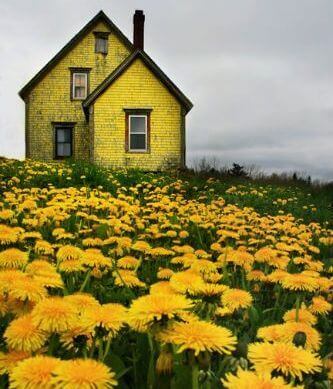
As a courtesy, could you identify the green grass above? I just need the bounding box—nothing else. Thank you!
[1,158,332,227]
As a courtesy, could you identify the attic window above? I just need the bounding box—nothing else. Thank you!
[94,32,109,54]
[70,68,90,100]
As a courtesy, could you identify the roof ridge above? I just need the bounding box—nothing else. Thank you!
[83,49,193,113]
[19,10,133,99]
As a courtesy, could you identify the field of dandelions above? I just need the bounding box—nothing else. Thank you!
[0,158,332,389]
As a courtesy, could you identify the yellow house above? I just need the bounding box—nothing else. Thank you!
[19,10,193,170]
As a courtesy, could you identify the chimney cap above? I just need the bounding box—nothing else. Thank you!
[134,9,144,15]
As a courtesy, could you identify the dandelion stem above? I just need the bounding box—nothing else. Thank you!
[79,269,91,292]
[295,295,301,322]
[147,333,155,389]
[103,335,112,361]
[98,338,104,361]
[191,361,200,389]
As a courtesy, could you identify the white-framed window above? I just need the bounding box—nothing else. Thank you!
[72,72,88,99]
[129,115,147,151]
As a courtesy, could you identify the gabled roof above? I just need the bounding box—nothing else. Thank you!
[19,10,133,100]
[83,50,193,113]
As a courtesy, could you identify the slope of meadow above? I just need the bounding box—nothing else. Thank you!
[0,158,332,388]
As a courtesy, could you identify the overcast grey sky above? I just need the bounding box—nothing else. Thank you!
[0,0,332,180]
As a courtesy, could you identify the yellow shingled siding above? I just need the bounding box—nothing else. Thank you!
[26,21,130,160]
[93,58,182,170]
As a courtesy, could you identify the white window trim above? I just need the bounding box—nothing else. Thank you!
[128,114,148,152]
[72,72,88,100]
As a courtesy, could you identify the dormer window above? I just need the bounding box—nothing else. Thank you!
[70,68,90,100]
[94,32,109,54]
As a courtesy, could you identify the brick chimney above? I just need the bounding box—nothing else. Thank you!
[133,10,145,50]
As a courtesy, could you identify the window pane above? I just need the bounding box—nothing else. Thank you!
[130,116,146,133]
[74,74,86,87]
[74,86,86,98]
[57,143,71,157]
[96,37,108,53]
[57,128,71,142]
[130,134,146,150]
[57,129,65,142]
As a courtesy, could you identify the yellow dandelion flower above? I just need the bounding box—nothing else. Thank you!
[0,224,20,245]
[131,240,151,253]
[56,245,83,262]
[254,247,278,263]
[35,271,64,289]
[32,297,77,332]
[34,240,54,255]
[4,314,48,352]
[283,308,317,325]
[215,306,233,317]
[157,268,174,280]
[222,368,294,388]
[0,269,26,293]
[257,324,286,342]
[8,277,47,304]
[179,230,189,239]
[82,237,104,247]
[171,253,197,268]
[59,259,84,273]
[159,319,236,356]
[224,250,254,270]
[81,249,111,269]
[10,355,61,389]
[59,324,93,351]
[191,259,218,274]
[113,269,146,288]
[172,245,195,254]
[279,322,321,351]
[64,293,100,313]
[25,259,55,274]
[149,247,174,257]
[169,270,205,294]
[309,296,332,315]
[248,342,322,379]
[83,303,127,336]
[150,281,179,295]
[117,255,140,269]
[127,293,193,332]
[0,248,28,269]
[221,288,253,312]
[20,231,42,241]
[51,358,117,388]
[203,272,223,283]
[0,350,31,375]
[0,209,14,220]
[246,270,267,282]
[267,270,289,283]
[281,273,318,292]
[188,282,228,297]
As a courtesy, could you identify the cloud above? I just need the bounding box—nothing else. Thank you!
[0,0,332,180]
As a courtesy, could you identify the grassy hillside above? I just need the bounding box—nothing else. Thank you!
[0,158,332,388]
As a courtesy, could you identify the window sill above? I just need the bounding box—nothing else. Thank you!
[126,150,150,154]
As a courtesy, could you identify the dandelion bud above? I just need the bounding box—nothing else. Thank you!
[253,284,260,292]
[156,350,173,375]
